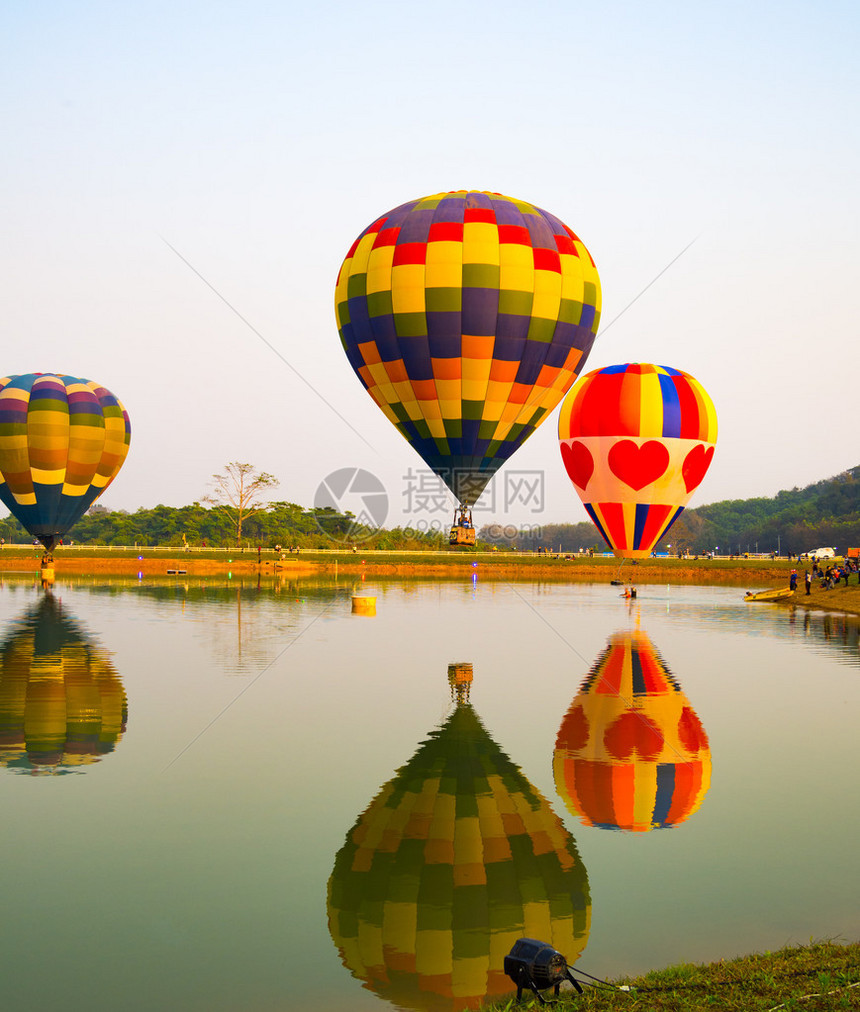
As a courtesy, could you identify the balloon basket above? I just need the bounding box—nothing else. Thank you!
[351,596,376,616]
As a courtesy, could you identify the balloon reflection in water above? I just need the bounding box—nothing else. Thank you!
[0,596,127,775]
[328,664,590,1011]
[553,630,711,832]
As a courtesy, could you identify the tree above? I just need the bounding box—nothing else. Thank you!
[203,462,279,546]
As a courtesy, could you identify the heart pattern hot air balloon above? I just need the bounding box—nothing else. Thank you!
[553,629,711,832]
[558,363,717,559]
[336,190,601,510]
[0,373,131,553]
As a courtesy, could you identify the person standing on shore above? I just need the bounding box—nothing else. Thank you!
[805,570,812,595]
[790,569,798,591]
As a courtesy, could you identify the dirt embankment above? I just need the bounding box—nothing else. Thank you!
[4,552,859,614]
[1,555,316,577]
[0,555,774,582]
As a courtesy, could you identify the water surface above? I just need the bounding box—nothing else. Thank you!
[0,574,857,1011]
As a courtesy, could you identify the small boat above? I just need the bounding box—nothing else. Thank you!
[743,587,795,602]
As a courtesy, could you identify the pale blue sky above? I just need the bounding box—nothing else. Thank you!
[2,1,858,530]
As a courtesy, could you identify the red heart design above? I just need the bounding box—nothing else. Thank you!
[682,444,715,493]
[608,440,670,491]
[678,706,709,754]
[604,711,664,761]
[556,703,589,752]
[561,440,594,491]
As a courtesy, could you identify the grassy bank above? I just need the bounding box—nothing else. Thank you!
[788,582,860,615]
[486,940,860,1010]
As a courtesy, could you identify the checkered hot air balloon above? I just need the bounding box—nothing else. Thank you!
[0,596,128,775]
[552,629,711,832]
[558,363,717,559]
[328,688,590,1011]
[0,373,131,553]
[336,191,601,509]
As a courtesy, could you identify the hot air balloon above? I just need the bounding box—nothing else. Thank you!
[335,191,601,546]
[328,665,590,1011]
[553,629,711,832]
[0,373,131,558]
[558,363,716,559]
[0,596,128,775]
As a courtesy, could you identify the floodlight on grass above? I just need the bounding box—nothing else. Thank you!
[503,937,583,1005]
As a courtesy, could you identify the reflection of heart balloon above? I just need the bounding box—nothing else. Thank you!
[553,629,711,832]
[558,363,717,559]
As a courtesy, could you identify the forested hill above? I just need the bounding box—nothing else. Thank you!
[1,467,858,555]
[673,465,860,554]
[492,466,860,554]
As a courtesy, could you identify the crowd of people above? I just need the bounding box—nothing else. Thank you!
[794,558,860,593]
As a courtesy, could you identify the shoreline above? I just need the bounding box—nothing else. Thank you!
[3,550,859,616]
[483,939,860,1010]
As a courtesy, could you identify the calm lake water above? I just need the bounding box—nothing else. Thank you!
[0,573,857,1011]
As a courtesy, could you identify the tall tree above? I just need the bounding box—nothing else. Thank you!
[203,462,279,546]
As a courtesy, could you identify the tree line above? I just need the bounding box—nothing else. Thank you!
[2,463,858,555]
[0,500,447,550]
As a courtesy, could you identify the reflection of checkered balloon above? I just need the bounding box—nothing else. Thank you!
[336,191,601,506]
[0,596,127,774]
[328,701,590,1008]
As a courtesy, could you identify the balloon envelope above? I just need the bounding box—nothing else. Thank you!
[558,363,716,558]
[328,697,590,1010]
[336,190,601,506]
[0,373,131,551]
[553,629,711,832]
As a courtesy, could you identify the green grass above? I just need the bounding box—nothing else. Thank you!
[485,941,860,1011]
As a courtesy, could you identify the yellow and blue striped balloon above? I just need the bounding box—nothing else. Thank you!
[0,373,130,551]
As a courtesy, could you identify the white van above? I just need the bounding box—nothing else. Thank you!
[806,547,836,560]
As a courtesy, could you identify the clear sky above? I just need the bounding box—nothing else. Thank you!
[3,0,858,533]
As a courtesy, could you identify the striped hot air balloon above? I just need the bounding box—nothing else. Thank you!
[0,373,131,553]
[328,682,590,1011]
[336,191,601,515]
[558,363,717,559]
[553,629,711,832]
[0,596,128,775]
